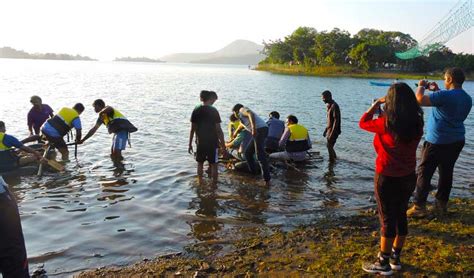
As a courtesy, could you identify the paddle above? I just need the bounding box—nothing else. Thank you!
[37,145,65,176]
[74,143,77,160]
[46,159,65,172]
[37,145,50,176]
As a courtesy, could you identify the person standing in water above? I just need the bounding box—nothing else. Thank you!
[188,90,225,183]
[41,103,84,161]
[321,90,341,162]
[27,95,54,136]
[81,99,138,165]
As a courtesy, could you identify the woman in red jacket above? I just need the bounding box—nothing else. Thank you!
[360,83,423,275]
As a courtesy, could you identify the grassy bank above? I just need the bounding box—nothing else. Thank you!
[78,198,473,277]
[255,64,445,80]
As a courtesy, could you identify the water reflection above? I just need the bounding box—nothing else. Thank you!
[188,181,222,241]
[232,183,269,224]
[322,161,340,208]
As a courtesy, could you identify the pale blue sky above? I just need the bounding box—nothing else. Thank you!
[0,0,472,60]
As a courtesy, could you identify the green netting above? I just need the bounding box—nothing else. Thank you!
[395,43,445,60]
[395,0,473,60]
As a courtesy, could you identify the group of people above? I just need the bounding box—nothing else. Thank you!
[188,89,341,186]
[0,67,471,277]
[1,97,138,276]
[188,68,471,276]
[359,67,471,275]
[0,97,137,174]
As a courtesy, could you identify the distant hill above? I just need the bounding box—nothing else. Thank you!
[161,40,266,65]
[0,46,96,61]
[114,56,164,63]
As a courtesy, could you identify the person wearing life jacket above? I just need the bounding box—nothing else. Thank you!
[0,176,30,277]
[80,99,137,164]
[0,121,47,173]
[41,103,84,161]
[269,115,312,162]
[228,114,241,139]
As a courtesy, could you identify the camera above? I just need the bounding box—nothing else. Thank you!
[372,98,383,115]
[422,80,431,89]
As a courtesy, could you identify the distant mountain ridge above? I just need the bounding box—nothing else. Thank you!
[115,56,164,63]
[161,40,266,65]
[0,46,96,61]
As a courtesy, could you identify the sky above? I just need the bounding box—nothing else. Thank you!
[0,0,472,60]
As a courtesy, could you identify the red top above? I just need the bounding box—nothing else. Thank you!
[359,112,420,177]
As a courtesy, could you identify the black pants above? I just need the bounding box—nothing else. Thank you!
[0,185,29,278]
[245,127,271,181]
[414,140,465,206]
[375,172,416,238]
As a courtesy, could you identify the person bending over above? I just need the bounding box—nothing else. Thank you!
[41,103,84,161]
[232,104,271,186]
[81,99,138,165]
[0,121,47,173]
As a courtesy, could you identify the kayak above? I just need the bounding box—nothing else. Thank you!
[369,81,392,87]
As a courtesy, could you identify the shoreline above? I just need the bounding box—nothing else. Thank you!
[78,198,473,276]
[255,64,459,80]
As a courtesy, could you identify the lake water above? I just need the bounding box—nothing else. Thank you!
[0,59,472,276]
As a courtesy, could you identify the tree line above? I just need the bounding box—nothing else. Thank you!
[261,27,474,73]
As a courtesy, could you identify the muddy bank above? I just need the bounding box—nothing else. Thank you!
[78,198,473,277]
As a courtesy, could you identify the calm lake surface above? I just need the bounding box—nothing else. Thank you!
[0,59,472,276]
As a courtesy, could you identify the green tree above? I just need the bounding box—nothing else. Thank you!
[314,28,352,66]
[349,43,370,70]
[261,39,293,64]
[286,27,318,65]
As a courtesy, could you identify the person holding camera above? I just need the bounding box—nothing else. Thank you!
[359,83,423,275]
[408,67,472,217]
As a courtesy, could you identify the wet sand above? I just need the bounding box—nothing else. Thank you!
[78,198,473,277]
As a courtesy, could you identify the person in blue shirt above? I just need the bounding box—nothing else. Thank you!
[408,67,472,216]
[232,104,271,186]
[41,103,84,161]
[264,111,285,153]
[0,121,47,172]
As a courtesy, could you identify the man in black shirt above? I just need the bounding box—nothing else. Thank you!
[322,90,341,162]
[188,91,225,183]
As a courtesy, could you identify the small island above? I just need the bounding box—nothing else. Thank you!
[114,56,165,63]
[258,27,474,80]
[0,46,96,61]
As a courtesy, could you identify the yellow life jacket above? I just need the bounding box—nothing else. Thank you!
[228,120,241,136]
[0,132,18,171]
[286,124,310,152]
[102,108,137,134]
[0,132,11,151]
[102,109,126,126]
[47,107,80,136]
[57,107,79,126]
